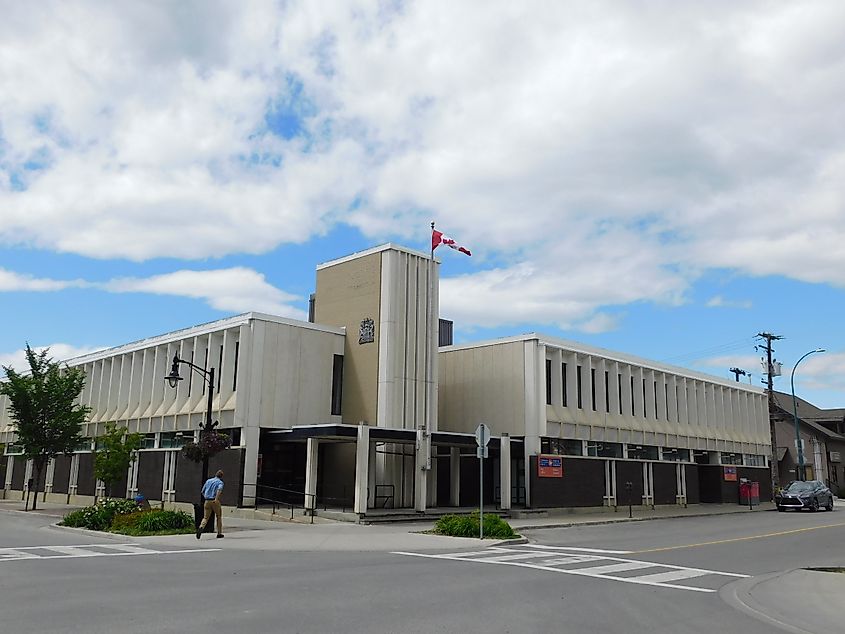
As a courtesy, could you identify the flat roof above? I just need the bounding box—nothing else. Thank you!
[316,243,439,270]
[440,332,766,394]
[64,312,345,366]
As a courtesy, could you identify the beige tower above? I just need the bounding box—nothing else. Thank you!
[314,244,439,509]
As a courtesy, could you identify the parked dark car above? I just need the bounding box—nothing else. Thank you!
[776,480,834,512]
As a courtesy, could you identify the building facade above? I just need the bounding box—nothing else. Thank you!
[2,243,774,515]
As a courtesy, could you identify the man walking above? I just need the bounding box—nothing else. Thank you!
[197,470,225,539]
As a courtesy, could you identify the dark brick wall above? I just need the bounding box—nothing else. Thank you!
[738,467,772,502]
[685,464,700,504]
[436,455,451,506]
[136,452,165,501]
[175,449,245,507]
[653,463,677,505]
[459,455,496,506]
[528,456,605,508]
[616,460,644,506]
[51,455,72,494]
[0,454,6,487]
[106,469,129,498]
[76,453,95,496]
[10,457,25,490]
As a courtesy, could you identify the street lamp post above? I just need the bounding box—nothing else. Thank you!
[791,349,825,481]
[165,354,218,527]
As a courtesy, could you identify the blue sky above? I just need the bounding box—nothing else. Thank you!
[2,1,844,408]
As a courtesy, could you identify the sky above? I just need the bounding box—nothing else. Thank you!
[1,1,844,408]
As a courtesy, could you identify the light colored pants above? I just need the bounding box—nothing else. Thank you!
[199,499,223,535]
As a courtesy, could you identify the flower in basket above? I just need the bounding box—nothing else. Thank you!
[180,431,231,463]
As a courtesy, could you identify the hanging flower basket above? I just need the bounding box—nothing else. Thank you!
[180,432,231,463]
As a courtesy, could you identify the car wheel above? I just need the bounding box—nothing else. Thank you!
[777,506,785,512]
[825,498,834,512]
[810,498,819,512]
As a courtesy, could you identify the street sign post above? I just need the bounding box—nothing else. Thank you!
[475,423,491,539]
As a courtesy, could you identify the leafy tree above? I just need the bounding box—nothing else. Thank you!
[94,422,142,498]
[0,345,89,510]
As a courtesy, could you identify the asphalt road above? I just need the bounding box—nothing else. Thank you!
[1,506,842,633]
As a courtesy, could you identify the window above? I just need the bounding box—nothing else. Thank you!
[661,447,691,462]
[665,384,670,421]
[605,371,610,413]
[219,428,242,447]
[654,381,658,419]
[139,434,156,450]
[590,368,597,411]
[642,378,647,418]
[159,431,194,449]
[74,438,93,452]
[693,450,710,464]
[721,452,743,465]
[545,359,552,405]
[4,444,24,455]
[587,442,623,458]
[561,363,568,407]
[630,376,635,416]
[217,344,224,392]
[541,438,583,456]
[627,444,659,460]
[577,365,583,409]
[202,348,209,395]
[618,374,623,415]
[745,454,766,467]
[331,354,344,416]
[232,341,240,391]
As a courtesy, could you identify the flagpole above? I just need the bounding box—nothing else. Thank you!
[425,221,434,437]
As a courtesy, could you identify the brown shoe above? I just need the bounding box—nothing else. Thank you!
[216,534,224,538]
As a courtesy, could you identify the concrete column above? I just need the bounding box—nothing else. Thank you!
[450,447,461,506]
[368,441,377,509]
[354,425,370,514]
[242,426,260,506]
[500,434,511,511]
[414,429,428,512]
[305,438,319,512]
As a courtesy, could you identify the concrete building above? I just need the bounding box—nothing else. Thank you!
[1,243,774,515]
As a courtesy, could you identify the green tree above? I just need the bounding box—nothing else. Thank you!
[0,345,89,511]
[94,422,142,498]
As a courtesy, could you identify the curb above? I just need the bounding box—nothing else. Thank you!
[719,571,816,634]
[515,508,772,531]
[47,522,133,541]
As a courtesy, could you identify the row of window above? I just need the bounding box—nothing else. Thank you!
[539,438,766,466]
[2,429,244,455]
[545,360,752,423]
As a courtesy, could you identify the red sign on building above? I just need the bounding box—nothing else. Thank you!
[538,455,563,478]
[723,465,738,482]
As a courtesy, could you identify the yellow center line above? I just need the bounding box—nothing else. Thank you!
[630,521,845,554]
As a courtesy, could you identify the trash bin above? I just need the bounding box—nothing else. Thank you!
[739,481,759,506]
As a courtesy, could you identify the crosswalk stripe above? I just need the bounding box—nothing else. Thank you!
[631,569,710,584]
[576,561,656,575]
[41,546,101,557]
[519,544,632,554]
[480,552,562,562]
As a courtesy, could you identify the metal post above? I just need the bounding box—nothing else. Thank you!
[479,451,484,539]
[791,349,825,482]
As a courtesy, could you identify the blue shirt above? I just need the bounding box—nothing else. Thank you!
[201,476,224,500]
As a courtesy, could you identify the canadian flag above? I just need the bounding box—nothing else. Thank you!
[432,229,471,256]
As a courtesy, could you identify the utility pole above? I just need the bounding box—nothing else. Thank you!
[756,332,783,500]
[729,367,747,382]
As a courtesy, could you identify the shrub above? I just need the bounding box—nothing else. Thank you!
[434,511,517,539]
[60,498,139,531]
[110,509,194,535]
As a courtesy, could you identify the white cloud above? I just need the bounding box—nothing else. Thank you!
[0,268,84,292]
[706,296,753,309]
[2,1,845,328]
[104,268,307,320]
[0,343,106,374]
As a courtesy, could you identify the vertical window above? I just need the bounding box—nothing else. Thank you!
[642,378,647,418]
[605,371,610,413]
[665,384,669,421]
[630,376,635,416]
[654,381,658,419]
[232,342,240,391]
[675,385,680,421]
[590,368,596,411]
[331,355,344,416]
[561,363,568,407]
[202,348,209,395]
[545,359,552,405]
[188,351,194,397]
[618,374,623,415]
[576,365,583,409]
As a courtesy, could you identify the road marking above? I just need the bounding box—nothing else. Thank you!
[393,546,749,593]
[631,521,845,554]
[519,544,632,554]
[0,543,219,563]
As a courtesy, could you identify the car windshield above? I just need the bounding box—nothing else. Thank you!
[785,482,814,493]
